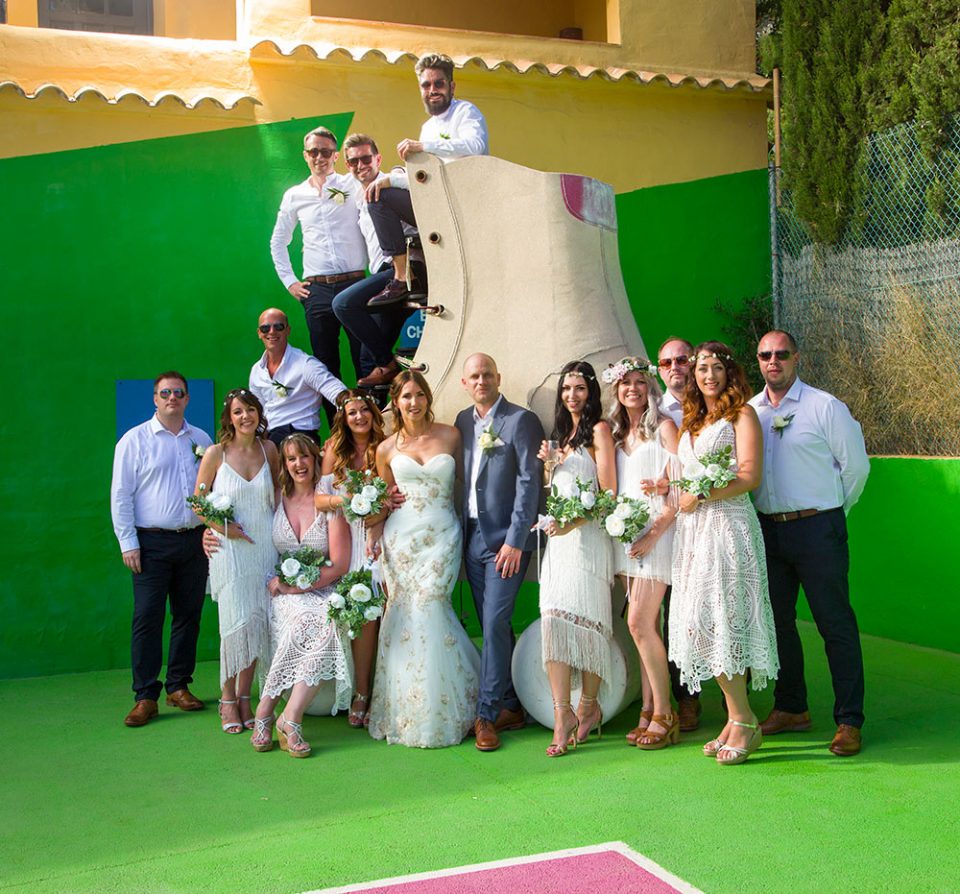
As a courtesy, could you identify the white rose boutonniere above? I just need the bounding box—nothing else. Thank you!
[326,187,349,205]
[478,423,504,454]
[771,413,796,438]
[271,380,289,398]
[191,442,205,463]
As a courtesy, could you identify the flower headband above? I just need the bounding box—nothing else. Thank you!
[695,351,734,362]
[223,388,252,406]
[601,358,657,385]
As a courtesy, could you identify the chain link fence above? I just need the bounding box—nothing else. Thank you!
[772,116,960,456]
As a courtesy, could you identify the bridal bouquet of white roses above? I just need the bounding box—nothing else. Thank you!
[186,484,236,527]
[341,469,389,524]
[328,567,384,639]
[275,547,333,591]
[593,490,650,546]
[671,445,737,498]
[540,473,599,528]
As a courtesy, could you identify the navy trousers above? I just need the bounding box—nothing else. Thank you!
[130,527,208,702]
[760,509,865,728]
[332,266,408,369]
[464,520,529,722]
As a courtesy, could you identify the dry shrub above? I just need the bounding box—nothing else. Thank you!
[788,281,960,456]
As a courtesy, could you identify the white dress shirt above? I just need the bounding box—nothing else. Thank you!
[111,415,212,552]
[249,345,346,432]
[420,99,488,160]
[467,394,504,519]
[270,173,368,288]
[749,378,870,515]
[660,391,683,427]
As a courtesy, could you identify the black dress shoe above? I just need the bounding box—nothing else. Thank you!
[367,279,410,308]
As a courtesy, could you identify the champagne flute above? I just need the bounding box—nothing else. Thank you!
[543,439,559,489]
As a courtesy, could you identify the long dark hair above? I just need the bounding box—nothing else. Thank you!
[389,370,435,436]
[551,360,602,450]
[218,388,268,444]
[681,341,751,436]
[327,389,386,486]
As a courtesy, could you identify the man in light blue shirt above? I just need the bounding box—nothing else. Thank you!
[749,330,870,756]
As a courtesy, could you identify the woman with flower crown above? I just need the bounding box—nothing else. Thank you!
[192,388,279,736]
[670,341,779,766]
[314,389,389,728]
[602,357,681,751]
[537,360,616,757]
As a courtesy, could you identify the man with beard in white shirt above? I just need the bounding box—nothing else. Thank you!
[270,126,366,422]
[749,329,870,756]
[365,53,489,309]
[654,336,702,732]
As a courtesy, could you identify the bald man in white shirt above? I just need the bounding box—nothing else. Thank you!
[749,330,870,756]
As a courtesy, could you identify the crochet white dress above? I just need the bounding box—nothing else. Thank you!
[539,447,613,683]
[669,419,779,692]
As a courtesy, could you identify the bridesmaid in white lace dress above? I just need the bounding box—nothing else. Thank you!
[366,371,481,748]
[249,434,352,758]
[671,342,779,766]
[193,389,279,734]
[604,358,681,750]
[538,361,616,757]
[315,389,389,728]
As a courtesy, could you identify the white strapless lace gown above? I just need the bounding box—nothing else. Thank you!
[669,419,779,691]
[367,453,480,748]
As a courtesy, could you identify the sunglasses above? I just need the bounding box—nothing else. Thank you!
[420,79,448,90]
[304,147,336,159]
[657,355,690,369]
[757,350,794,362]
[258,322,287,333]
[345,154,374,167]
[157,388,185,399]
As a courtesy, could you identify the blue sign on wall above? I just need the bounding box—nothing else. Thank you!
[116,379,216,442]
[397,308,426,351]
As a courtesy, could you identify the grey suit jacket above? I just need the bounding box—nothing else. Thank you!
[456,397,545,553]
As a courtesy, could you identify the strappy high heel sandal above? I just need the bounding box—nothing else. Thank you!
[546,701,579,758]
[348,693,369,729]
[575,694,603,744]
[251,715,275,752]
[626,709,653,745]
[716,720,762,766]
[218,699,243,734]
[636,713,680,750]
[277,714,312,758]
[238,695,256,730]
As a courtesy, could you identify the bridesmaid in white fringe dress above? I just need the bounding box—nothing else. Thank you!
[538,361,616,758]
[193,389,279,735]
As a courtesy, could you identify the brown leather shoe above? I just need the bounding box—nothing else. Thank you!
[124,699,158,727]
[677,697,702,732]
[165,688,204,711]
[494,707,526,732]
[357,359,400,388]
[829,724,862,756]
[760,709,812,735]
[367,279,410,308]
[474,718,501,751]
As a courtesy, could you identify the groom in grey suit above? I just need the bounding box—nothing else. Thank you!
[456,353,544,751]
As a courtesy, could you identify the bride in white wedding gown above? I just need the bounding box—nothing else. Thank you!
[366,371,480,748]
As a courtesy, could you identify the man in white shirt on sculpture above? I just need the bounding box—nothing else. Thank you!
[654,336,702,732]
[248,307,346,444]
[365,52,489,310]
[269,126,367,421]
[749,329,870,757]
[111,371,212,728]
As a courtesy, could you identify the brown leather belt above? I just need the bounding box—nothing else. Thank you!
[758,508,833,523]
[305,271,365,284]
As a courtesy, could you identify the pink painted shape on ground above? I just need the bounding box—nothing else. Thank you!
[347,851,683,894]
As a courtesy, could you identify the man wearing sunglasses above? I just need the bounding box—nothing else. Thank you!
[331,132,417,388]
[111,372,212,728]
[248,308,346,445]
[364,52,489,309]
[270,126,367,419]
[749,330,870,756]
[655,337,703,732]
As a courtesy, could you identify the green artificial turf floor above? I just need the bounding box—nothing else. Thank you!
[2,623,958,894]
